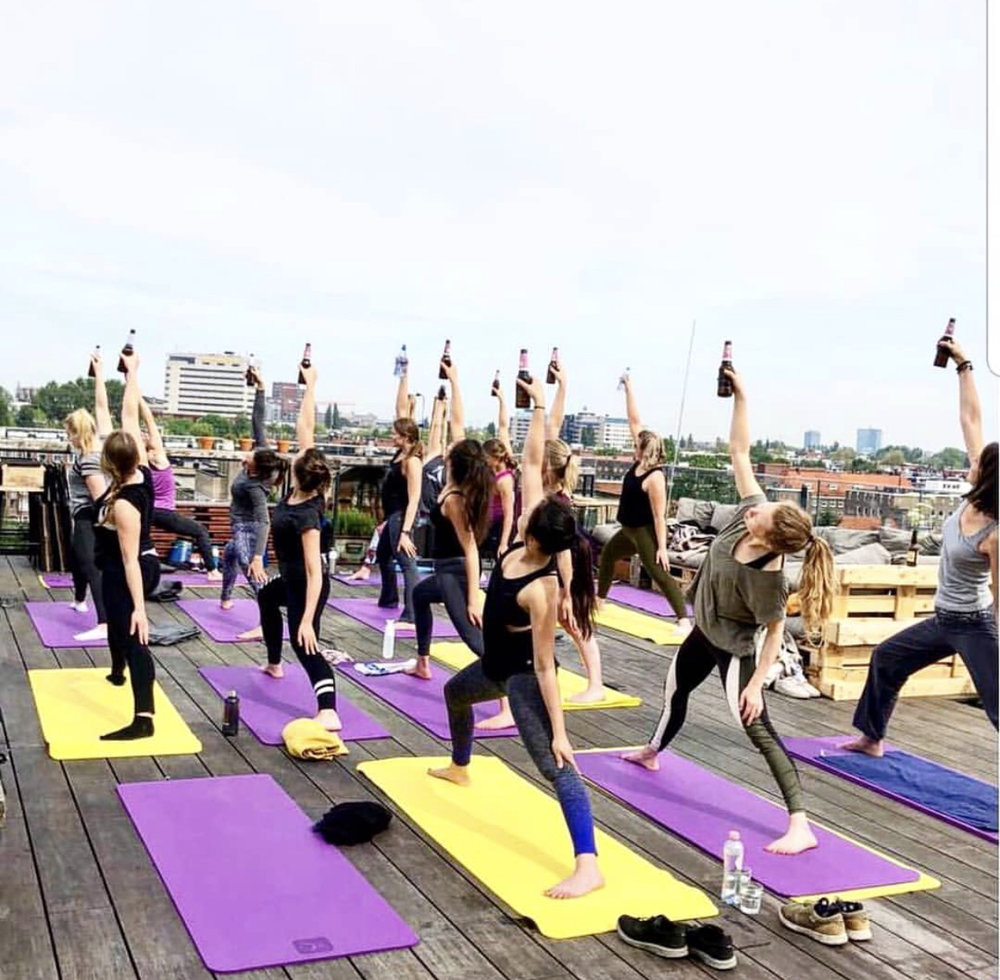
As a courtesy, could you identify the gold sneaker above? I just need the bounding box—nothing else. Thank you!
[833,899,872,941]
[778,898,848,946]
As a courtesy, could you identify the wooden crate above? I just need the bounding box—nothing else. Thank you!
[830,564,937,620]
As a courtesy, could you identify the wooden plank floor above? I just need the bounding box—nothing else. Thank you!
[0,554,996,980]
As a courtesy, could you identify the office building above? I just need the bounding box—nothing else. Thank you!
[164,352,254,418]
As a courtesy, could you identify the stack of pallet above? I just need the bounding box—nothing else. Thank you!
[804,565,974,701]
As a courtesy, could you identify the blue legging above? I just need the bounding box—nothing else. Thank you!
[443,660,596,856]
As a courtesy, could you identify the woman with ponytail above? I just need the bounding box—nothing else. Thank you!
[482,438,517,560]
[595,374,691,629]
[845,336,997,752]
[94,351,162,740]
[623,366,834,855]
[430,372,603,899]
[408,358,493,679]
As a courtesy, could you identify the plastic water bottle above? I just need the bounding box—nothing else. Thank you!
[721,830,744,905]
[394,344,408,378]
[382,619,396,660]
[222,691,240,736]
[327,546,338,576]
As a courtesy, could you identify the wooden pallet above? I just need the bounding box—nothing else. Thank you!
[830,564,937,620]
[806,660,975,701]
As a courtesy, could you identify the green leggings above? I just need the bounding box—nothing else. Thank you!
[597,524,687,618]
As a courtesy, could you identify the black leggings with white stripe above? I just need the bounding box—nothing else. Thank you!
[257,574,335,710]
[649,625,804,813]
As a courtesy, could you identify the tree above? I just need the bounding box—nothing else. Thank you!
[332,403,342,429]
[485,421,496,438]
[580,427,596,448]
[16,404,38,426]
[832,447,855,464]
[662,435,676,462]
[0,386,11,427]
[881,449,906,467]
[817,509,839,526]
[324,404,333,429]
[931,447,967,470]
[197,414,232,437]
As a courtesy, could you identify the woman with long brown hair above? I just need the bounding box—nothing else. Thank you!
[94,351,161,740]
[376,360,423,621]
[623,366,836,855]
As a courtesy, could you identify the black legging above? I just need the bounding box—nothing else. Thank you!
[104,554,161,715]
[71,508,107,623]
[258,573,335,710]
[153,508,218,571]
[413,557,484,658]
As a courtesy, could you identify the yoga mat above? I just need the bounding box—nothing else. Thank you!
[333,572,388,587]
[118,774,418,972]
[359,756,715,938]
[326,596,460,639]
[28,668,201,760]
[25,601,109,648]
[606,583,693,619]
[42,570,222,589]
[784,735,999,843]
[336,662,517,740]
[594,603,689,645]
[576,750,938,902]
[199,665,390,745]
[429,642,641,710]
[176,598,287,643]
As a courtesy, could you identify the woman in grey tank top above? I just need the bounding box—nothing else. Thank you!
[846,337,998,754]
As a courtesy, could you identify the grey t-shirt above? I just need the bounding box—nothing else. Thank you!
[68,452,104,516]
[687,493,788,658]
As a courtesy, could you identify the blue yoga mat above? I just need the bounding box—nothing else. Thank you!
[822,750,997,833]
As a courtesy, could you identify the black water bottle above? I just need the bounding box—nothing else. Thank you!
[222,691,240,736]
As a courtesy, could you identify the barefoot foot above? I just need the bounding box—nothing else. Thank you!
[206,570,223,582]
[568,686,605,704]
[545,855,604,899]
[475,710,515,730]
[236,626,263,641]
[839,735,884,758]
[315,708,342,732]
[428,762,470,786]
[220,599,234,611]
[621,745,660,771]
[765,813,818,855]
[404,656,433,680]
[261,663,284,679]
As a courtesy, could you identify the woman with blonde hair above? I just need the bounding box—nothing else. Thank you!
[595,374,691,629]
[623,366,836,855]
[64,351,113,642]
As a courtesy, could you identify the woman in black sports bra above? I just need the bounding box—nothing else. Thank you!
[429,374,603,900]
[409,358,493,679]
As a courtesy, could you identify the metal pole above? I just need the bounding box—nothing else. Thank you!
[665,319,697,514]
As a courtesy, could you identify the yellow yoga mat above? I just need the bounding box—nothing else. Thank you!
[28,668,202,760]
[429,642,641,710]
[594,603,688,645]
[358,755,716,938]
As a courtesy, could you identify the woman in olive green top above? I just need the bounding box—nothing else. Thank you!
[624,367,836,855]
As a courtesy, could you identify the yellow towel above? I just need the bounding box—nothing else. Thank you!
[281,718,348,760]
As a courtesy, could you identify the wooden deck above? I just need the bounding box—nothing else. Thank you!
[0,554,996,980]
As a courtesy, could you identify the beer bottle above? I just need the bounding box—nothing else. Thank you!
[245,353,256,387]
[297,342,312,384]
[87,345,101,378]
[491,369,500,397]
[546,346,559,384]
[906,528,919,567]
[437,385,447,401]
[439,339,451,379]
[515,349,531,409]
[117,329,136,373]
[934,318,956,368]
[717,341,734,397]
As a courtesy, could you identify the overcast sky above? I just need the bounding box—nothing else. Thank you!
[0,1,993,452]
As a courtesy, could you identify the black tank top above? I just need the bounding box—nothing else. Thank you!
[94,467,155,570]
[431,491,464,560]
[616,462,657,527]
[381,452,408,515]
[482,543,557,683]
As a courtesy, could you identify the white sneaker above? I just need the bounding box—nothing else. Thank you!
[774,676,814,700]
[71,600,89,614]
[73,624,108,642]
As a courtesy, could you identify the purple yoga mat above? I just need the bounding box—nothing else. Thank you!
[118,774,418,972]
[606,584,693,619]
[327,596,460,639]
[577,750,921,897]
[199,665,390,745]
[176,599,287,643]
[43,570,222,589]
[336,662,517,740]
[25,601,107,647]
[783,735,999,844]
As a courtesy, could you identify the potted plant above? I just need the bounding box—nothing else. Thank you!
[334,508,377,565]
[233,413,254,451]
[191,422,215,451]
[275,424,293,454]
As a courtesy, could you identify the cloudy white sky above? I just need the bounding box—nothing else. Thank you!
[0,1,993,452]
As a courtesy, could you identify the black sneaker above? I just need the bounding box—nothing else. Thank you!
[685,924,737,971]
[616,915,688,959]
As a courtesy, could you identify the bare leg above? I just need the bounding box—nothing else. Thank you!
[545,854,604,899]
[765,810,818,855]
[567,630,604,703]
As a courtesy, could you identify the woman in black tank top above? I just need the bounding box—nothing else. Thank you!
[408,358,493,681]
[429,374,604,900]
[95,352,163,742]
[595,375,691,629]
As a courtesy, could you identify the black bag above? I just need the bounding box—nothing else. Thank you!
[312,802,391,845]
